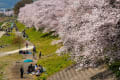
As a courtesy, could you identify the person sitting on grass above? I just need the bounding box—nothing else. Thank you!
[35,65,42,76]
[35,64,38,70]
[27,64,33,74]
[38,65,43,73]
[36,69,41,76]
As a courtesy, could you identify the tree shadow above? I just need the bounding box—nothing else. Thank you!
[41,31,58,39]
[91,69,116,80]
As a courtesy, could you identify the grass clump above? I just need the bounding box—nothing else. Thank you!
[0,22,3,26]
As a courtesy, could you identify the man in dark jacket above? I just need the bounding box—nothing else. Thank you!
[33,45,36,59]
[20,66,24,78]
[39,51,42,59]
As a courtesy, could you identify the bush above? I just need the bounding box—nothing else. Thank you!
[12,36,24,46]
[116,71,120,77]
[109,62,120,77]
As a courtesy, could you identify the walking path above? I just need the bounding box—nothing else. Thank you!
[0,29,34,57]
[0,45,34,57]
[0,23,35,80]
[7,54,36,80]
[0,31,5,38]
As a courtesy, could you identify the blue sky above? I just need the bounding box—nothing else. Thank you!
[0,0,20,8]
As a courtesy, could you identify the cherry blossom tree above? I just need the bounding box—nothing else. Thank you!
[18,0,120,69]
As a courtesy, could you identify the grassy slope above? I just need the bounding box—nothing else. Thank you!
[0,33,16,52]
[26,28,61,56]
[0,19,24,79]
[0,33,15,45]
[0,19,25,52]
[16,21,26,32]
[16,22,73,80]
[0,33,24,52]
[37,54,72,80]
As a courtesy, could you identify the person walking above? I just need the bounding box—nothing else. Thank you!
[15,27,18,32]
[33,45,36,59]
[20,66,24,78]
[22,29,26,38]
[33,52,35,59]
[39,51,42,59]
[26,42,28,48]
[33,45,36,53]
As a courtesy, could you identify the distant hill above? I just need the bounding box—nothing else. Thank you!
[0,0,20,8]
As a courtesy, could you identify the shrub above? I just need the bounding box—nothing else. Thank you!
[109,61,120,77]
[12,36,24,47]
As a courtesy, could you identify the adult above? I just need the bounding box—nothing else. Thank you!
[27,64,33,73]
[38,65,43,73]
[35,64,38,71]
[39,51,42,59]
[22,29,26,38]
[33,45,36,53]
[33,45,36,59]
[36,69,40,76]
[26,42,28,48]
[15,27,19,32]
[20,66,24,78]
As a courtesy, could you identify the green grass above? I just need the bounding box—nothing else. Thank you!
[0,22,3,29]
[37,54,73,79]
[0,53,23,80]
[26,28,73,80]
[0,33,15,46]
[16,21,26,32]
[25,28,61,56]
[0,33,24,52]
[16,22,73,80]
[0,22,3,26]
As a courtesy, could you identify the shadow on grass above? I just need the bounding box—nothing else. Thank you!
[90,69,116,80]
[41,31,58,39]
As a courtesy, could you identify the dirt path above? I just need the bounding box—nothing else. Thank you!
[7,56,36,80]
[0,23,36,80]
[6,47,38,80]
[0,44,35,80]
[0,31,5,38]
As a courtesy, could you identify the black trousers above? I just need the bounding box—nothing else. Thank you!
[20,73,23,78]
